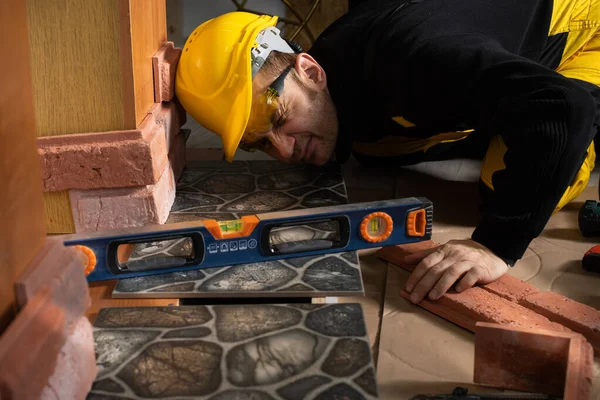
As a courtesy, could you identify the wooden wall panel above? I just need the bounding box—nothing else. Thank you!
[26,0,128,233]
[26,0,127,136]
[129,0,167,127]
[0,0,47,334]
[27,0,168,233]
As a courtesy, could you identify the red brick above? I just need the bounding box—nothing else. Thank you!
[400,286,572,333]
[38,102,181,191]
[519,292,600,354]
[474,322,574,396]
[375,240,439,272]
[480,273,539,302]
[564,334,594,400]
[40,317,97,400]
[0,287,66,400]
[69,159,177,232]
[153,41,182,103]
[14,238,90,330]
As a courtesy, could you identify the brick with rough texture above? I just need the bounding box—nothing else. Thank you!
[14,238,90,331]
[520,292,600,354]
[564,333,594,400]
[0,287,65,400]
[400,286,572,334]
[474,322,574,396]
[40,316,97,400]
[480,273,539,302]
[70,160,177,232]
[38,102,182,192]
[153,41,182,103]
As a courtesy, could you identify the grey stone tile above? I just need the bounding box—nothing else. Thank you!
[87,305,379,399]
[113,161,363,299]
[113,252,363,299]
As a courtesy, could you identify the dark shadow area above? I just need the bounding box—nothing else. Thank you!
[179,296,313,306]
[393,168,482,227]
[378,380,518,398]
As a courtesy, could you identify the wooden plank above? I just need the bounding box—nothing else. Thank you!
[129,0,167,126]
[0,0,47,334]
[43,191,75,234]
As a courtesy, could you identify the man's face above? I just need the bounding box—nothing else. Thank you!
[245,54,338,166]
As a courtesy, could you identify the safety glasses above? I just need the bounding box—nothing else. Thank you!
[238,66,292,153]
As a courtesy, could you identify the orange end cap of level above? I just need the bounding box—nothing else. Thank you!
[204,215,260,240]
[406,209,426,237]
[75,245,97,276]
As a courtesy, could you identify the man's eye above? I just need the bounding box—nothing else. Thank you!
[273,110,289,130]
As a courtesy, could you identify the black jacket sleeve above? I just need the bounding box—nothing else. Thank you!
[403,33,599,265]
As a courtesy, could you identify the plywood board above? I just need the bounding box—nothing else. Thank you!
[0,0,47,333]
[87,304,379,398]
[112,161,364,298]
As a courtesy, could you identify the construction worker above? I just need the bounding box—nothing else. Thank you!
[175,0,600,304]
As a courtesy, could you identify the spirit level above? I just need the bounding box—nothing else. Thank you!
[59,197,433,282]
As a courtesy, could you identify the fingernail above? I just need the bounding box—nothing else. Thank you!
[405,284,413,293]
[410,294,419,303]
[429,291,439,300]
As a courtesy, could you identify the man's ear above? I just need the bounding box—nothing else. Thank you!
[295,53,327,90]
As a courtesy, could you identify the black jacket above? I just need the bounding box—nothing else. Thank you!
[308,0,600,265]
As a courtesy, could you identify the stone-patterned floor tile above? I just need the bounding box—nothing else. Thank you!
[113,161,364,299]
[112,252,364,298]
[87,304,380,399]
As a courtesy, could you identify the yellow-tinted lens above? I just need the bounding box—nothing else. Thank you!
[241,87,279,146]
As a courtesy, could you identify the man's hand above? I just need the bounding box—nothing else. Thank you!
[403,239,509,303]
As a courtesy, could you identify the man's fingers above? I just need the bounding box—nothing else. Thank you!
[403,246,440,264]
[455,268,481,292]
[408,259,455,304]
[405,249,444,293]
[428,262,472,300]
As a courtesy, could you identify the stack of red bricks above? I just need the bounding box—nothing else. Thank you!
[37,42,187,232]
[377,241,597,399]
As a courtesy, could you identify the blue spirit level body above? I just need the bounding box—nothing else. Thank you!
[59,197,433,282]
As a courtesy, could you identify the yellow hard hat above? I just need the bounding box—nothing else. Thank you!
[175,11,294,161]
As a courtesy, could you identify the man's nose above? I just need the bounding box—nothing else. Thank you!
[268,132,295,159]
